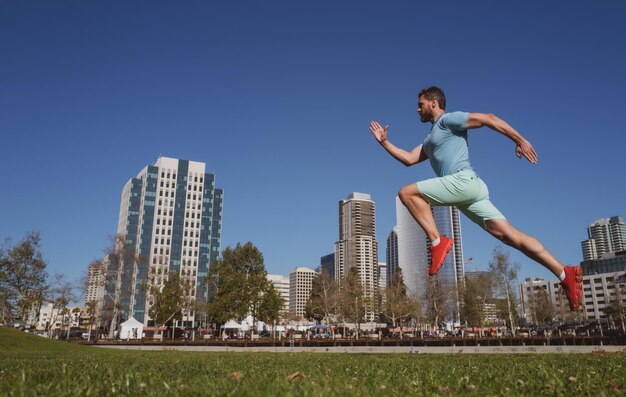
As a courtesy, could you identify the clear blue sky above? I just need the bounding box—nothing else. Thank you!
[1,1,625,289]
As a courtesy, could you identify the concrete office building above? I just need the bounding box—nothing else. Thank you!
[519,271,626,324]
[289,267,317,319]
[378,262,387,290]
[85,261,105,304]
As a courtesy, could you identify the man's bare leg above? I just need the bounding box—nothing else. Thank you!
[485,218,565,277]
[398,183,439,242]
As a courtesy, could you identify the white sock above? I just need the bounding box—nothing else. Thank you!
[558,270,566,281]
[432,237,441,247]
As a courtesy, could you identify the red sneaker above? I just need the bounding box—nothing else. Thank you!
[561,265,583,311]
[429,236,454,276]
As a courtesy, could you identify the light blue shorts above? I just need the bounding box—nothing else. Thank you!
[416,170,506,230]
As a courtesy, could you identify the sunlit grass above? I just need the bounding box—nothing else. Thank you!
[1,327,624,396]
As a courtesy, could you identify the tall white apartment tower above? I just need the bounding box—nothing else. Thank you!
[85,261,105,304]
[289,267,317,319]
[394,197,464,322]
[334,192,379,321]
[103,157,223,327]
[581,216,626,260]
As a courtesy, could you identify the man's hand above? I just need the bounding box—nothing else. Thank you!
[515,139,538,164]
[369,121,388,144]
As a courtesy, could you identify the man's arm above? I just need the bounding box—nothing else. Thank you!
[369,121,428,166]
[466,113,538,164]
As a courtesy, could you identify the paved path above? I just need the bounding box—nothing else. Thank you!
[96,345,626,354]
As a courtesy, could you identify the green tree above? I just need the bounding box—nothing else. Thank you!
[257,284,284,326]
[489,247,519,334]
[0,232,48,323]
[205,242,272,330]
[460,272,494,327]
[305,272,337,324]
[148,272,193,337]
[84,299,98,341]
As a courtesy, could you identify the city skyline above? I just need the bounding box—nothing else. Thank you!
[1,2,625,289]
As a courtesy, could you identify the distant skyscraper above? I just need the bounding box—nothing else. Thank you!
[386,227,398,287]
[320,253,335,280]
[267,274,290,316]
[289,267,317,319]
[581,216,626,260]
[394,197,428,298]
[103,157,223,327]
[334,192,379,321]
[85,261,105,304]
[393,197,464,322]
[378,262,387,290]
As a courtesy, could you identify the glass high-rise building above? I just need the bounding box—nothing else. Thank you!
[320,253,335,280]
[104,157,223,327]
[386,227,399,287]
[394,197,464,322]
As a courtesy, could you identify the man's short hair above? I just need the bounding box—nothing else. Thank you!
[419,86,446,110]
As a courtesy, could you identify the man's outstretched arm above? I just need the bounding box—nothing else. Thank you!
[369,121,428,166]
[466,113,538,164]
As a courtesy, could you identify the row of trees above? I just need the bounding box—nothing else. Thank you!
[460,247,519,332]
[303,247,523,333]
[306,267,423,335]
[98,240,285,336]
[4,231,624,337]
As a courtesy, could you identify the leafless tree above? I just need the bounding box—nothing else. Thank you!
[424,275,448,329]
[102,234,141,339]
[489,247,519,335]
[305,272,338,325]
[45,273,78,338]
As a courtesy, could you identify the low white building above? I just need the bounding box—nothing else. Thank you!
[35,303,84,332]
[519,271,626,323]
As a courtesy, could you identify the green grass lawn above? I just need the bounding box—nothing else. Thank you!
[1,327,624,396]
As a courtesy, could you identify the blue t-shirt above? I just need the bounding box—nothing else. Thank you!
[423,111,472,177]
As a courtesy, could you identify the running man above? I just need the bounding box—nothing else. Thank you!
[370,86,583,310]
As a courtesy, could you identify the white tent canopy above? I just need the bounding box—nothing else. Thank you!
[119,317,144,339]
[223,320,241,329]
